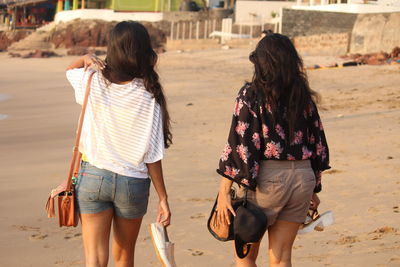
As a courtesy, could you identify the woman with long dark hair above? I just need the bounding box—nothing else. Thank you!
[216,32,330,266]
[65,21,172,267]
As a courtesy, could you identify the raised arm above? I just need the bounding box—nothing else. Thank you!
[66,54,106,71]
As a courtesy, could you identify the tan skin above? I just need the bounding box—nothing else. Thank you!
[217,177,319,267]
[67,55,171,267]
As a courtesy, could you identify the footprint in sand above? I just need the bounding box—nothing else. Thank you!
[388,257,400,267]
[188,249,204,256]
[369,226,398,240]
[13,225,40,232]
[13,225,49,242]
[30,234,48,240]
[186,198,214,202]
[335,235,360,245]
[64,233,82,241]
[393,206,399,213]
[190,213,206,219]
[368,207,380,213]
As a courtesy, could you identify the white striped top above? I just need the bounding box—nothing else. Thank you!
[66,68,164,178]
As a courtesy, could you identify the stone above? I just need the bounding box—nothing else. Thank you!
[49,19,166,53]
[0,30,32,51]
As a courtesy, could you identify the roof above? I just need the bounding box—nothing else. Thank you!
[0,0,49,6]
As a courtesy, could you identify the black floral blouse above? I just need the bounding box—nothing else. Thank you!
[217,84,330,193]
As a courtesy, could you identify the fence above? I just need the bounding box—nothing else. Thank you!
[169,18,275,41]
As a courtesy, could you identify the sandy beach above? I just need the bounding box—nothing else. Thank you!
[0,48,399,267]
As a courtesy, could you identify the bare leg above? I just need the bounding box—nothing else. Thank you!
[234,241,261,267]
[268,220,301,267]
[80,208,114,267]
[112,215,143,267]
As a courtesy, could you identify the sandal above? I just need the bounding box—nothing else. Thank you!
[298,209,334,235]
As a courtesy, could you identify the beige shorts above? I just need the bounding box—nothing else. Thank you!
[238,160,315,227]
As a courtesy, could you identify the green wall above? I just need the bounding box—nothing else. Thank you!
[109,0,205,12]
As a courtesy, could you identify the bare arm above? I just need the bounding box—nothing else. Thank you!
[216,177,236,226]
[66,54,105,71]
[146,160,171,226]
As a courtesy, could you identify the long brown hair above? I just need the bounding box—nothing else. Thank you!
[102,21,172,148]
[250,32,318,142]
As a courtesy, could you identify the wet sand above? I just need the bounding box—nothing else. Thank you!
[0,48,399,267]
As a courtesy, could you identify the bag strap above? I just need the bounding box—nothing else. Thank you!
[243,187,248,206]
[65,71,95,192]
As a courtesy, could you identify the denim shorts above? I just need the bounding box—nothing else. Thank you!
[74,161,151,219]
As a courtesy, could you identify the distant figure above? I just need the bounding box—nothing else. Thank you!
[215,32,330,267]
[260,29,273,39]
[66,21,172,267]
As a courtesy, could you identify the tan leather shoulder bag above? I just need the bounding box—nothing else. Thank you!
[45,71,95,227]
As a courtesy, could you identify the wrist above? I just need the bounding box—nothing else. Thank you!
[158,195,168,202]
[219,177,233,194]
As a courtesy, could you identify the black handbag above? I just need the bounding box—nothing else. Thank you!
[207,189,241,241]
[207,188,268,258]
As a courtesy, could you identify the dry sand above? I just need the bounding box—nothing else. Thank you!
[0,48,399,267]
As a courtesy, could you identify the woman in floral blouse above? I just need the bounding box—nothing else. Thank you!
[216,32,330,267]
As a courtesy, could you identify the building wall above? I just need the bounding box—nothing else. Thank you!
[291,3,400,13]
[235,0,295,25]
[163,9,232,21]
[55,9,164,23]
[282,8,400,54]
[293,33,350,56]
[281,8,358,37]
[108,0,185,11]
[350,12,400,53]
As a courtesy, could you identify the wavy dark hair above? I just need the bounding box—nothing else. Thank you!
[249,31,318,142]
[102,21,172,148]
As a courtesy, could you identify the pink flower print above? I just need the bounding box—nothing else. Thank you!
[309,134,315,144]
[287,154,296,160]
[316,141,327,160]
[275,124,286,140]
[243,88,247,96]
[262,124,269,138]
[235,121,249,137]
[224,166,240,178]
[241,178,250,186]
[249,108,257,118]
[252,133,261,150]
[291,131,303,145]
[220,143,232,162]
[314,120,319,128]
[234,99,244,116]
[316,142,324,155]
[236,144,250,164]
[302,146,313,159]
[259,105,263,114]
[319,121,324,131]
[304,104,312,118]
[264,141,283,159]
[250,162,259,178]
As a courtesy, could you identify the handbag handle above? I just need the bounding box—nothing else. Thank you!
[65,71,95,192]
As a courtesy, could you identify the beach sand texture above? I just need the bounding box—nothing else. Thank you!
[0,48,399,267]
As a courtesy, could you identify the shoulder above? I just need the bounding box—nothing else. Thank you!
[66,68,84,80]
[236,82,263,108]
[132,78,155,99]
[237,83,252,100]
[66,68,97,82]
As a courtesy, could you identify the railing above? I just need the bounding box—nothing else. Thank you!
[169,18,278,41]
